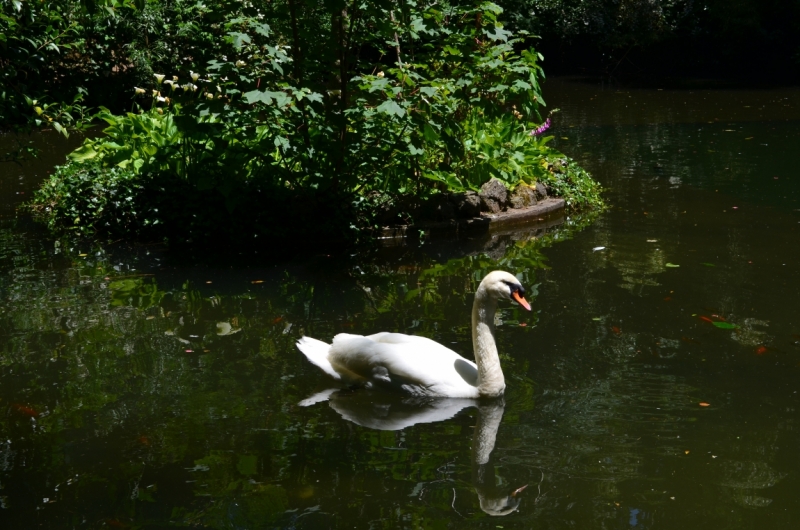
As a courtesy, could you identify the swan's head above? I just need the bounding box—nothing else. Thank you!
[480,271,531,311]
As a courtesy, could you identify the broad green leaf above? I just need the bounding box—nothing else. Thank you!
[376,100,405,118]
[422,123,440,142]
[228,32,251,49]
[244,90,290,107]
[408,143,424,156]
[68,145,98,162]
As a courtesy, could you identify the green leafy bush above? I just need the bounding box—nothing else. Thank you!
[541,155,604,210]
[28,1,603,246]
[28,160,146,237]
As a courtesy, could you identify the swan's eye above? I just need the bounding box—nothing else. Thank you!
[501,280,525,297]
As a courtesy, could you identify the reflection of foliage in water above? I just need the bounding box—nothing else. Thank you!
[2,199,788,527]
[0,217,577,527]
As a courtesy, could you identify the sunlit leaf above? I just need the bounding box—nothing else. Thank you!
[376,99,405,118]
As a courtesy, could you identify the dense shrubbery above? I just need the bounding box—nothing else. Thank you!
[13,0,603,246]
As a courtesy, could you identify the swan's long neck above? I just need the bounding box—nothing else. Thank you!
[472,286,505,397]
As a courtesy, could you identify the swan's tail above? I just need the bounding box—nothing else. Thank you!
[296,336,342,381]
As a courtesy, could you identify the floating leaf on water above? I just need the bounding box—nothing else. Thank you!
[647,239,657,242]
[665,263,680,268]
[11,404,38,417]
[702,263,716,267]
[700,316,714,323]
[712,322,738,329]
[756,346,768,355]
[699,402,711,407]
[593,246,606,252]
[251,280,264,284]
[216,322,232,335]
[684,450,690,455]
[79,253,88,257]
[611,326,622,335]
[592,317,602,321]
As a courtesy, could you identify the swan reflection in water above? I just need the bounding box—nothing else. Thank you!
[301,390,527,516]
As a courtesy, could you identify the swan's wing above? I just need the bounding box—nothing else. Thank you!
[329,333,479,397]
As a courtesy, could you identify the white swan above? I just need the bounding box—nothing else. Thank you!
[296,270,531,398]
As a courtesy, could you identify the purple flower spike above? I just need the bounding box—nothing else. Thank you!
[530,118,551,137]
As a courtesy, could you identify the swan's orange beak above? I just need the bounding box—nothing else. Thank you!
[512,291,531,311]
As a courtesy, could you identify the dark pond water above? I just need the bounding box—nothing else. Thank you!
[1,78,800,529]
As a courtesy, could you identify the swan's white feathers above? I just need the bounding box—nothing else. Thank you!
[317,332,481,398]
[297,336,363,383]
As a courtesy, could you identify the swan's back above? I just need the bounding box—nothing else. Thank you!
[328,333,480,398]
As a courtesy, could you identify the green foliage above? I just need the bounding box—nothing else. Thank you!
[0,0,95,139]
[69,108,180,172]
[502,0,696,48]
[1,0,230,135]
[27,159,147,237]
[540,154,604,210]
[27,1,602,245]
